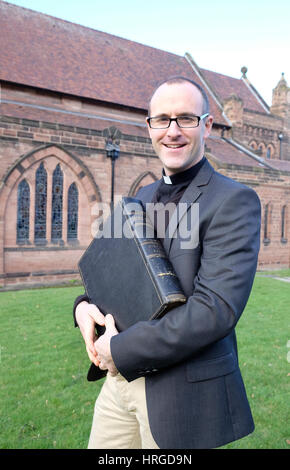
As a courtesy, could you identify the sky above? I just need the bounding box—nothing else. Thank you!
[3,0,290,106]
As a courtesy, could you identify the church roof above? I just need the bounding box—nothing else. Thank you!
[200,69,269,114]
[0,1,268,126]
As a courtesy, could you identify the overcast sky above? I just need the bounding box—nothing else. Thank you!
[3,0,290,106]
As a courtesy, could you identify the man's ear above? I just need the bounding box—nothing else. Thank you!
[204,115,213,139]
[146,117,152,138]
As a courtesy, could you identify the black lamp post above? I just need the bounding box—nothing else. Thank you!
[278,132,283,160]
[106,141,120,212]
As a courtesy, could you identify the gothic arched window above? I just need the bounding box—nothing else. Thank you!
[17,179,30,243]
[249,140,257,150]
[51,164,63,241]
[258,143,265,156]
[263,203,271,245]
[67,182,78,240]
[34,162,47,243]
[281,205,287,243]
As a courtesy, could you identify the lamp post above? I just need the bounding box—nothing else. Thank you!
[106,141,120,212]
[278,132,283,160]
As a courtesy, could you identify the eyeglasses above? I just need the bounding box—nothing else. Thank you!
[147,113,209,129]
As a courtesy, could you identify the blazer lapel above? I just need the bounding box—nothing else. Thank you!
[138,180,161,205]
[163,159,215,254]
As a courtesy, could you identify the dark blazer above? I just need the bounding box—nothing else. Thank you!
[110,159,261,449]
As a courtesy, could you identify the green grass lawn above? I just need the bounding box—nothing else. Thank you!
[0,274,289,449]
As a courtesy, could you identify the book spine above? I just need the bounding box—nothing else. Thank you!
[122,201,186,312]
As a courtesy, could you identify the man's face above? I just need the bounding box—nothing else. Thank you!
[147,82,213,176]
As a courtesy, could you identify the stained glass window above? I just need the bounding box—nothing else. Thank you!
[17,179,30,243]
[67,182,78,240]
[34,162,47,242]
[51,164,63,241]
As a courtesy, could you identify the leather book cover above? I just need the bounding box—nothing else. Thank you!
[78,197,186,381]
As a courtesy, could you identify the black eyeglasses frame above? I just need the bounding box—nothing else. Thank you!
[146,113,209,129]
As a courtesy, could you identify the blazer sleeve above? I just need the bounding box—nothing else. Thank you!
[110,185,261,382]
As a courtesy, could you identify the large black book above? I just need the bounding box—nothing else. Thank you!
[78,197,186,380]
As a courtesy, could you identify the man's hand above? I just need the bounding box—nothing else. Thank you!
[75,301,105,367]
[94,314,119,376]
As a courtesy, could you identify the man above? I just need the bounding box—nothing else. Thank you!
[74,77,261,449]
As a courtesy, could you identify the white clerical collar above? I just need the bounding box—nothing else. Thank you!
[162,174,172,185]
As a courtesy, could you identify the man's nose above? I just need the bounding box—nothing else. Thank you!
[166,120,182,138]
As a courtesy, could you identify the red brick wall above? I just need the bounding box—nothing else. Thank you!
[218,165,290,269]
[0,84,166,287]
[1,82,290,288]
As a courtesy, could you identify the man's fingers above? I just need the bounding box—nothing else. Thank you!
[108,369,118,377]
[105,314,117,332]
[86,343,99,365]
[86,341,96,357]
[85,337,98,359]
[88,305,105,326]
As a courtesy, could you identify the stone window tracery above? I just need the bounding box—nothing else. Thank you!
[16,160,80,246]
[51,163,63,242]
[34,162,47,244]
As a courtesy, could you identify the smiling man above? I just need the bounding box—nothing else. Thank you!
[74,77,261,449]
[147,79,212,175]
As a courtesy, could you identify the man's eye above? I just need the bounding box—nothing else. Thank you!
[179,117,194,124]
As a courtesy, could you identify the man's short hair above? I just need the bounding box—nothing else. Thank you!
[148,76,210,115]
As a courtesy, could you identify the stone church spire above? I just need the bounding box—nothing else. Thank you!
[271,73,290,118]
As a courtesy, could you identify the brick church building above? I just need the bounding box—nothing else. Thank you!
[0,1,290,288]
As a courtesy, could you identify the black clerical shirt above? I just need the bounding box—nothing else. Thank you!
[152,156,205,206]
[150,156,205,239]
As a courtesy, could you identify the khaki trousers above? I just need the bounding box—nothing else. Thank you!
[88,373,159,449]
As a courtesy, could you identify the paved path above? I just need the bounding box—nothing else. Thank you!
[257,274,290,283]
[272,277,290,283]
